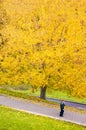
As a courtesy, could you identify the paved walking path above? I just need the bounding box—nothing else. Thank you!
[0,95,86,126]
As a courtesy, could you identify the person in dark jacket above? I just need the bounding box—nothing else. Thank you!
[59,100,65,117]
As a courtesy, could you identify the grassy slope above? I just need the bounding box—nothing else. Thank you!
[0,86,86,104]
[0,106,86,130]
[11,88,86,104]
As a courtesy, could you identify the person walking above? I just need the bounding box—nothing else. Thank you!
[59,100,65,117]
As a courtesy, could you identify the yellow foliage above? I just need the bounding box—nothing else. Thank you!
[0,0,86,97]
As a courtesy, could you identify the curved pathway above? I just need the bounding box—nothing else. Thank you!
[0,95,86,127]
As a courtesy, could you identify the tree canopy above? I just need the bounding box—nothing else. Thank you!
[0,0,86,98]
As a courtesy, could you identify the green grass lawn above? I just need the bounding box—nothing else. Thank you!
[11,88,86,104]
[0,86,86,104]
[0,106,86,130]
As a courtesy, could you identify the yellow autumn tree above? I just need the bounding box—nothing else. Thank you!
[0,0,86,99]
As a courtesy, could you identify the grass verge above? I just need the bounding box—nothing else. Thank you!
[5,87,86,104]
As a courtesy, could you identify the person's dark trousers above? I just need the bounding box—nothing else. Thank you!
[60,109,64,117]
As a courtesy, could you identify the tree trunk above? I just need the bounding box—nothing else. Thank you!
[40,86,47,99]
